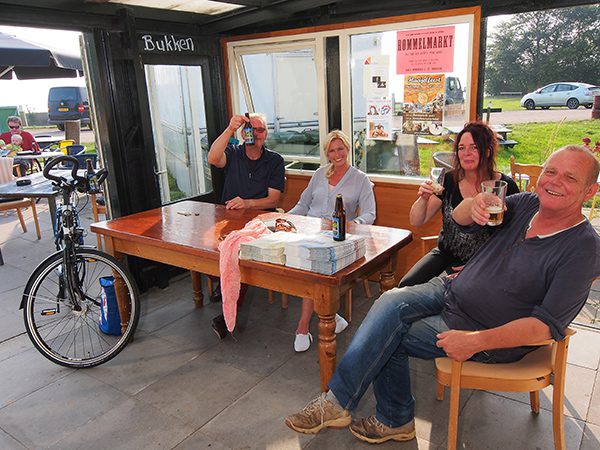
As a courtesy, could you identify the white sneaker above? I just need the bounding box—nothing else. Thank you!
[335,314,348,334]
[294,332,313,352]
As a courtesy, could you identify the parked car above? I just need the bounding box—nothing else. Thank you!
[520,82,599,110]
[48,86,92,131]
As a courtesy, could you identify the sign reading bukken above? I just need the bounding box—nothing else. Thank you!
[139,34,196,54]
[396,26,455,74]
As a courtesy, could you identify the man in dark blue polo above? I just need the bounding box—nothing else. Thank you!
[208,113,284,210]
[207,113,285,338]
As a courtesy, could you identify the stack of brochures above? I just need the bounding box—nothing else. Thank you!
[239,232,300,265]
[239,231,366,275]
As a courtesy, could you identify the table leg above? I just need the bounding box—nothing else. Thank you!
[317,312,337,392]
[48,197,58,233]
[190,271,204,308]
[104,236,132,335]
[379,271,396,292]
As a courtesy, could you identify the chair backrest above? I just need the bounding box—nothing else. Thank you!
[510,155,543,192]
[0,157,15,184]
[432,151,455,170]
[66,144,85,156]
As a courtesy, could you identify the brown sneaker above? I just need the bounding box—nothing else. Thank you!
[285,393,351,434]
[349,416,415,444]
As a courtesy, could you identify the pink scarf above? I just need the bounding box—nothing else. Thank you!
[217,218,271,331]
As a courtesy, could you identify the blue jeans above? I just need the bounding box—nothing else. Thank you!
[329,277,486,428]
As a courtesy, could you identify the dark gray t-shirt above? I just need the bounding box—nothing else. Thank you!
[442,192,600,362]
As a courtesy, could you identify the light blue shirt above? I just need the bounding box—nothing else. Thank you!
[288,166,376,224]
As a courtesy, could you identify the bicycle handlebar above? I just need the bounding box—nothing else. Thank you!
[43,155,107,195]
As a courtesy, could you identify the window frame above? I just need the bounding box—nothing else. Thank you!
[223,6,481,183]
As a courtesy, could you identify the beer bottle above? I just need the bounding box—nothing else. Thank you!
[86,158,100,194]
[332,194,346,241]
[242,112,255,145]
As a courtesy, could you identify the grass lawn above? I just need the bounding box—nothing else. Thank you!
[417,119,599,175]
[482,96,522,111]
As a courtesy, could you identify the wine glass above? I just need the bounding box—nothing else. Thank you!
[430,167,445,194]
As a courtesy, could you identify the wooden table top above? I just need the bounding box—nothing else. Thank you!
[92,201,413,285]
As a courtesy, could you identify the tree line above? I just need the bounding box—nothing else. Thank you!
[485,5,600,96]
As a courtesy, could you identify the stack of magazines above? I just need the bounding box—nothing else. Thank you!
[240,231,366,275]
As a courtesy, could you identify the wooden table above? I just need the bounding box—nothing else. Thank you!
[91,201,412,390]
[15,151,64,173]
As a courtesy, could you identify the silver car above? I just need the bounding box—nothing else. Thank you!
[520,82,599,110]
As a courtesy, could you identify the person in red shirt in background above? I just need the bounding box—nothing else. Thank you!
[0,116,39,151]
[0,115,40,175]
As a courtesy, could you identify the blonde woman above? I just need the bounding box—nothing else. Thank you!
[288,130,376,352]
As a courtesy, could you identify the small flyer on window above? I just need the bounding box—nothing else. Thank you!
[363,55,390,97]
[402,74,445,135]
[366,98,393,141]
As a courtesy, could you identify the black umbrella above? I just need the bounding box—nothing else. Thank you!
[0,32,82,80]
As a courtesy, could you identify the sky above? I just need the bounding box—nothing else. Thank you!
[0,26,84,112]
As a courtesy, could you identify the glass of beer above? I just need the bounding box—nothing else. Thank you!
[481,180,508,226]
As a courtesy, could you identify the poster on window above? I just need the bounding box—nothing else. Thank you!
[396,26,455,74]
[366,98,393,141]
[363,55,390,97]
[402,74,445,135]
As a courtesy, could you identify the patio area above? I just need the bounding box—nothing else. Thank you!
[0,198,599,449]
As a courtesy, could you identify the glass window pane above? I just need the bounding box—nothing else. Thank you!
[350,23,471,177]
[238,49,320,168]
[145,64,212,204]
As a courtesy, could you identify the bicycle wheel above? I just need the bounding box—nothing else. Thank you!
[22,248,140,368]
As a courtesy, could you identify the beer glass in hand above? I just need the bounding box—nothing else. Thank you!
[481,180,508,226]
[429,167,445,195]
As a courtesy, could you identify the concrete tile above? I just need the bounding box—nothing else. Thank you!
[455,390,584,449]
[0,346,72,408]
[202,323,295,379]
[306,429,432,449]
[0,334,32,363]
[0,371,129,448]
[138,298,198,334]
[496,363,596,420]
[85,331,200,395]
[0,263,29,295]
[569,327,600,370]
[0,428,26,450]
[588,371,600,425]
[151,303,223,353]
[0,286,23,315]
[0,309,24,342]
[136,355,261,428]
[174,430,233,450]
[201,376,315,450]
[48,397,195,450]
[581,422,600,450]
[0,234,56,270]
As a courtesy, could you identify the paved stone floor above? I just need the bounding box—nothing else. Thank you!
[0,198,598,449]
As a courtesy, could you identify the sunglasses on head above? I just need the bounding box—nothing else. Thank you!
[275,218,296,232]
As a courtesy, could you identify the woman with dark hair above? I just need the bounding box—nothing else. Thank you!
[399,121,519,287]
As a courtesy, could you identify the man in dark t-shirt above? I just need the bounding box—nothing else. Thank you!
[207,113,285,339]
[208,113,284,210]
[286,145,600,444]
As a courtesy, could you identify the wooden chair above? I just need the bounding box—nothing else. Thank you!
[90,192,107,249]
[510,155,543,193]
[435,327,575,450]
[0,157,41,240]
